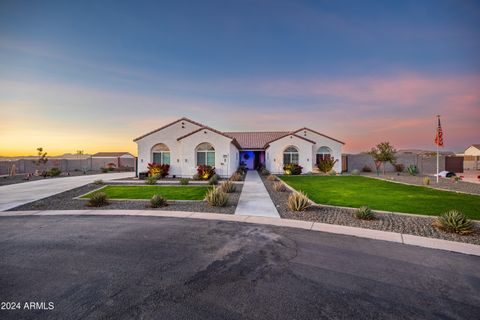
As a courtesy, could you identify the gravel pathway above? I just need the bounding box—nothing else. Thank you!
[8,183,243,214]
[362,173,480,195]
[261,175,480,245]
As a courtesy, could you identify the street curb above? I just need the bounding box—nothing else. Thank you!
[1,209,479,256]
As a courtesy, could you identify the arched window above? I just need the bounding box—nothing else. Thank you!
[283,146,299,165]
[316,146,332,163]
[196,143,215,166]
[151,143,170,165]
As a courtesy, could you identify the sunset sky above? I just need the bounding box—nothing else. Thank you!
[1,0,479,156]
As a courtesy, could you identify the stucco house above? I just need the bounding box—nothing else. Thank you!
[464,144,480,170]
[134,117,344,177]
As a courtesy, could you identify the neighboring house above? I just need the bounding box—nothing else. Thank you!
[134,117,344,177]
[464,144,480,170]
[91,152,135,170]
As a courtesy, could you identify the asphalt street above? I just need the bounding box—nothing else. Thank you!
[1,215,479,319]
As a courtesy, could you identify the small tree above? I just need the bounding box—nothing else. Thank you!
[368,142,396,175]
[33,147,48,172]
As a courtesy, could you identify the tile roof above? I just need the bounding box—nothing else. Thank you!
[133,117,345,150]
[92,152,134,157]
[223,131,290,149]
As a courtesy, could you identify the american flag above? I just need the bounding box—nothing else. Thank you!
[434,116,443,147]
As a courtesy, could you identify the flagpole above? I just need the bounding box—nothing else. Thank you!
[436,115,439,183]
[436,136,439,183]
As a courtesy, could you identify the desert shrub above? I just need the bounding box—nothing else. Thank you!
[287,191,310,211]
[180,178,189,185]
[93,179,104,185]
[394,163,405,172]
[407,164,419,176]
[423,177,430,186]
[452,176,462,183]
[147,163,170,178]
[362,165,372,172]
[204,188,229,207]
[47,167,61,177]
[219,180,236,193]
[208,174,219,185]
[273,181,287,192]
[283,163,302,175]
[432,210,474,235]
[87,192,109,207]
[145,175,158,185]
[267,175,277,181]
[237,164,247,175]
[229,172,243,181]
[351,169,360,176]
[317,158,337,173]
[101,167,108,173]
[197,165,216,180]
[355,206,375,220]
[149,194,167,208]
[261,168,270,176]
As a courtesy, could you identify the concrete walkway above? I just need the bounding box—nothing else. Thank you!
[235,170,280,218]
[0,172,134,211]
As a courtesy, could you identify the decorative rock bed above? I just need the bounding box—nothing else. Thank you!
[362,173,480,195]
[261,175,480,245]
[8,183,243,214]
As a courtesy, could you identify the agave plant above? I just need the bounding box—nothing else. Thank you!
[149,194,167,208]
[433,210,474,235]
[407,165,419,176]
[287,191,310,211]
[219,180,236,193]
[273,181,287,192]
[87,192,109,207]
[267,175,277,181]
[355,206,375,220]
[204,188,229,207]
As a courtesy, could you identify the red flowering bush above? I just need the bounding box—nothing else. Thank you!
[147,163,170,178]
[197,165,215,180]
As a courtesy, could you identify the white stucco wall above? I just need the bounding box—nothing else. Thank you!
[135,120,237,177]
[300,130,344,173]
[178,129,236,177]
[265,135,315,174]
[136,120,202,176]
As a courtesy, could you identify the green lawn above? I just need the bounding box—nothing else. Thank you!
[82,185,209,200]
[280,176,480,219]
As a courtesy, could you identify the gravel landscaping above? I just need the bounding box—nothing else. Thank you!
[261,175,480,245]
[363,173,480,195]
[8,183,243,214]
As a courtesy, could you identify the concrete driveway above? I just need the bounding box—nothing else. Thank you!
[0,172,133,211]
[0,215,478,319]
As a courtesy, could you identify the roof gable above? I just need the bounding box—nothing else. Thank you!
[133,117,206,142]
[293,127,345,145]
[177,127,241,149]
[264,133,316,148]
